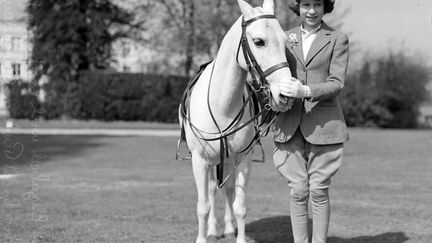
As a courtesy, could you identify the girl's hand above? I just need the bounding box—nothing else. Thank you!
[279,77,306,98]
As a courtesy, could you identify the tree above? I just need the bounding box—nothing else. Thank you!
[341,61,393,127]
[374,52,431,127]
[135,0,241,77]
[135,0,348,77]
[341,51,431,128]
[26,0,136,117]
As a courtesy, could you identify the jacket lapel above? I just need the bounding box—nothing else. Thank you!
[305,23,332,66]
[287,27,305,67]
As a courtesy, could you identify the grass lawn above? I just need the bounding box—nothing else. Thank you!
[0,128,431,242]
[0,119,179,130]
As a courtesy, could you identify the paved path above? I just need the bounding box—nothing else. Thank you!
[0,128,180,137]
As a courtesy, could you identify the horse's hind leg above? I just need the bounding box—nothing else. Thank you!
[207,168,218,240]
[192,155,211,243]
[233,156,252,243]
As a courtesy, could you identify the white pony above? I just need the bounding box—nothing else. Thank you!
[179,0,292,242]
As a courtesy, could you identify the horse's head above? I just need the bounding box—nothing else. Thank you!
[237,0,293,111]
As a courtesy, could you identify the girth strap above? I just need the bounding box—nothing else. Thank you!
[217,137,229,186]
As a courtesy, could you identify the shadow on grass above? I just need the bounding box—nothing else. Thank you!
[328,232,409,243]
[246,216,293,243]
[246,216,409,243]
[0,135,106,168]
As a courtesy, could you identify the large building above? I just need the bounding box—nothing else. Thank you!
[0,19,31,117]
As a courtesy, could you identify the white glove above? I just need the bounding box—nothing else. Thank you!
[279,77,310,99]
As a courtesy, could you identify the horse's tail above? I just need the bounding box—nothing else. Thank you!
[176,104,190,160]
[178,104,187,141]
[178,105,184,129]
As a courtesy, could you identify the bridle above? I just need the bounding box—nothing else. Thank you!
[236,14,290,107]
[179,14,290,188]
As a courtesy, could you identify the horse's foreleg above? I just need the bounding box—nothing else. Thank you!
[233,156,252,243]
[192,155,210,243]
[222,160,236,238]
[207,168,218,240]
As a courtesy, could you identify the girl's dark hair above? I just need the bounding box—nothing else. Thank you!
[288,0,335,16]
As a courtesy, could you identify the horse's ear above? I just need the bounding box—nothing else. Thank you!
[237,0,254,19]
[262,0,275,14]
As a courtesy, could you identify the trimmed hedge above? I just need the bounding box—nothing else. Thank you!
[69,71,189,122]
[6,79,42,119]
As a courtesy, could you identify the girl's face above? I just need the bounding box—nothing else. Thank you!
[299,0,324,31]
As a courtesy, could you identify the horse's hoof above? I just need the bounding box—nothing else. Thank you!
[223,232,236,240]
[207,235,218,243]
[196,237,207,243]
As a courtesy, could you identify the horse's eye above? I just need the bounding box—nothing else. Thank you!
[253,38,265,47]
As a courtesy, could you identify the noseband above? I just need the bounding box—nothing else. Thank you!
[236,14,290,107]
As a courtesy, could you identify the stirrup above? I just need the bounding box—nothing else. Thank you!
[176,139,191,161]
[252,141,265,163]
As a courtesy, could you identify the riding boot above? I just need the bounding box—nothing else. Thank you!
[311,188,330,243]
[290,190,309,243]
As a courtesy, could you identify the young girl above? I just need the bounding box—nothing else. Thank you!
[272,0,349,242]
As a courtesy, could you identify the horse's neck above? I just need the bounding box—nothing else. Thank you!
[209,17,246,115]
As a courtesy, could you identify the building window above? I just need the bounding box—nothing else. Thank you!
[12,63,21,77]
[11,37,21,51]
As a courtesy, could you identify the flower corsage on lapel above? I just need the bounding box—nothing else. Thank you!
[287,32,298,48]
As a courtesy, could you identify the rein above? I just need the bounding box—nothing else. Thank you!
[179,14,289,188]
